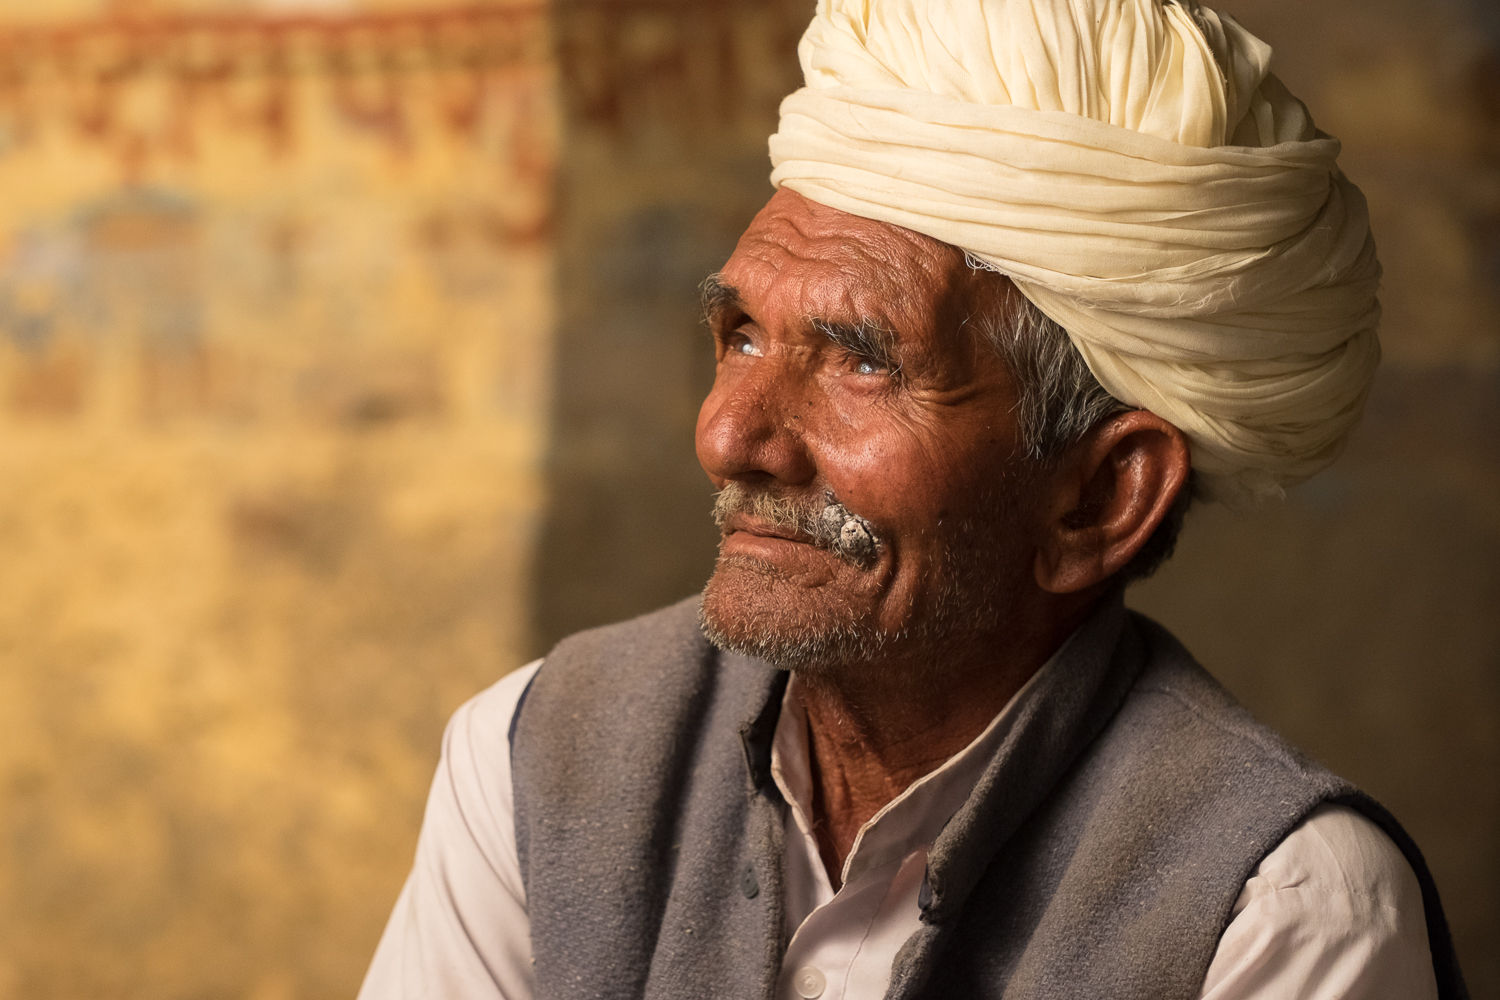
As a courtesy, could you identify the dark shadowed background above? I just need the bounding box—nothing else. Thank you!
[0,0,1494,997]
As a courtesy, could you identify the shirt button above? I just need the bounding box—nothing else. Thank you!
[740,862,760,899]
[792,966,826,998]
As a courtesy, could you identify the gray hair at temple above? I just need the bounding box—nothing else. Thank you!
[969,258,1192,584]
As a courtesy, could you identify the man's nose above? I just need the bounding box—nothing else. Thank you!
[695,363,816,486]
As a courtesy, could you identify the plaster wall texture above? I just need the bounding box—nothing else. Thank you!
[0,2,558,996]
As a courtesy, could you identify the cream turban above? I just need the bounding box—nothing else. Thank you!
[769,0,1380,504]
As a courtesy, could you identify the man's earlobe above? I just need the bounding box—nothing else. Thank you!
[1034,411,1190,594]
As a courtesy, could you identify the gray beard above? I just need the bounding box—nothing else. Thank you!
[698,557,900,671]
[698,483,1021,678]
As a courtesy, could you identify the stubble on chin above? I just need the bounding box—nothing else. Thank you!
[699,479,1031,679]
[699,483,896,671]
[698,551,893,673]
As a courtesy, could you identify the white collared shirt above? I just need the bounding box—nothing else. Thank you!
[360,657,1439,1000]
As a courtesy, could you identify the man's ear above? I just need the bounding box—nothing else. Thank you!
[1033,410,1191,594]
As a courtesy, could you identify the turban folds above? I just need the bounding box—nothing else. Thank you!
[769,0,1380,504]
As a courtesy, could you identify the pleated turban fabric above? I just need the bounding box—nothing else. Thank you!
[769,0,1381,504]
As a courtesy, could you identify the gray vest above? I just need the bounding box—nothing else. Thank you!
[510,596,1467,999]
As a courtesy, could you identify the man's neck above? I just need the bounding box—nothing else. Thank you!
[793,593,1098,886]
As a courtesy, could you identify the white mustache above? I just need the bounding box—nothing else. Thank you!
[712,484,881,567]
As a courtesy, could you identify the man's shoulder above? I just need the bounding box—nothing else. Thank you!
[512,594,778,763]
[524,595,720,715]
[543,594,708,672]
[1118,609,1334,786]
[508,595,783,929]
[1115,612,1465,998]
[1048,609,1358,875]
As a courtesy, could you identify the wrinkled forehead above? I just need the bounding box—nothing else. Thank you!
[722,189,981,332]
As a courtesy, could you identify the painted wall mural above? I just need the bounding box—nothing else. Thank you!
[0,4,561,997]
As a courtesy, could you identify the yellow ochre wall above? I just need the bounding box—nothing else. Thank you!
[0,2,558,995]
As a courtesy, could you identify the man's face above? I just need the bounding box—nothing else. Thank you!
[696,189,1047,676]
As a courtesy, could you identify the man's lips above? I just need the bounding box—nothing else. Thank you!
[721,513,818,547]
[711,484,882,570]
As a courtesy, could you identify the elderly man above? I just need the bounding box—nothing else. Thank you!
[362,0,1467,997]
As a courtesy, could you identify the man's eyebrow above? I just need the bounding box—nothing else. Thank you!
[699,273,743,326]
[812,317,902,374]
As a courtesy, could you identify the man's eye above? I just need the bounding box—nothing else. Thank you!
[720,329,763,358]
[843,352,889,377]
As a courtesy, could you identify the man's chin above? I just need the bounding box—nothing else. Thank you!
[698,554,886,672]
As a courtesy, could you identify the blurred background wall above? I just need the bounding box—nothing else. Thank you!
[0,1,558,995]
[0,0,1493,997]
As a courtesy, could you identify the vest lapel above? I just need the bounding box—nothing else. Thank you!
[886,597,1140,999]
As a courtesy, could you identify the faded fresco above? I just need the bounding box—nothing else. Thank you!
[0,0,1496,998]
[0,2,557,996]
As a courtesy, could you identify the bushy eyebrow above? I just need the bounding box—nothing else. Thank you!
[699,273,742,327]
[699,272,901,377]
[813,317,902,376]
